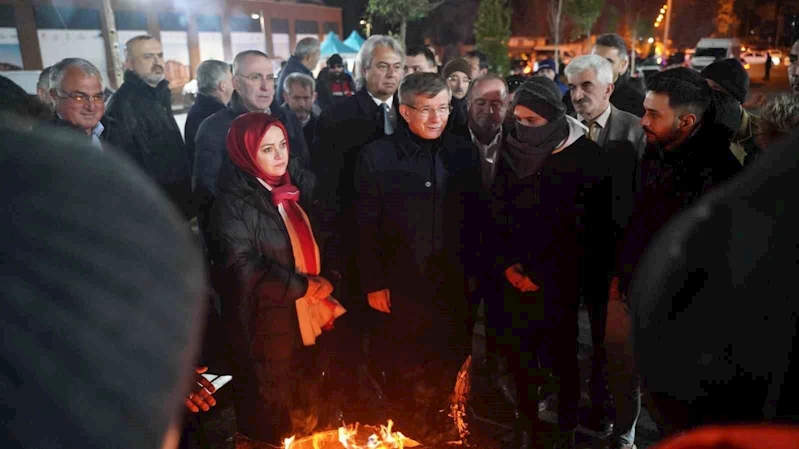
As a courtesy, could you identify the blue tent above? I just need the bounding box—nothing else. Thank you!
[343,30,365,52]
[320,31,357,56]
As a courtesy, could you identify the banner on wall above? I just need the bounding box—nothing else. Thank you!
[38,29,108,82]
[272,34,290,61]
[199,32,225,62]
[0,27,23,70]
[230,32,266,58]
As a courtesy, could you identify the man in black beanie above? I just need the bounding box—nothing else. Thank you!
[487,76,612,449]
[0,122,206,449]
[701,58,761,166]
[315,53,355,110]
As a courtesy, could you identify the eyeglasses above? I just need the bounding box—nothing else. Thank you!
[236,73,277,84]
[55,91,106,104]
[405,104,452,118]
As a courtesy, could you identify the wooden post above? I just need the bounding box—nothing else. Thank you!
[99,0,123,89]
[146,11,161,42]
[288,18,296,54]
[13,0,43,70]
[187,13,201,78]
[221,8,233,61]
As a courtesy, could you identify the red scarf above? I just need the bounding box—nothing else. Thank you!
[226,113,319,275]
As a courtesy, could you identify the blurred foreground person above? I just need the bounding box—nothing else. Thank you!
[490,77,610,449]
[0,74,51,129]
[788,39,799,94]
[631,130,799,435]
[207,113,336,448]
[652,426,799,449]
[754,94,799,149]
[0,122,206,449]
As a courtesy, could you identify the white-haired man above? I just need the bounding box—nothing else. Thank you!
[49,58,109,149]
[564,53,644,442]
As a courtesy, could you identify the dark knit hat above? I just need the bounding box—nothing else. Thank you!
[327,53,343,67]
[443,58,471,79]
[513,76,567,122]
[0,124,206,449]
[537,58,557,72]
[700,58,750,103]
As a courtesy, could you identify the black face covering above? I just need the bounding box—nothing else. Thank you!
[504,115,570,178]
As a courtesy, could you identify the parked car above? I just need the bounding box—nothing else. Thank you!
[638,57,663,80]
[742,51,768,65]
[690,38,742,71]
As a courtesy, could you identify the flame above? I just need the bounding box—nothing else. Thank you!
[284,435,296,449]
[335,420,419,449]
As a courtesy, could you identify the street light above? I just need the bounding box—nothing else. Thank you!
[648,37,655,43]
[251,13,260,20]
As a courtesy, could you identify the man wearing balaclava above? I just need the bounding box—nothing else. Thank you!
[485,77,612,449]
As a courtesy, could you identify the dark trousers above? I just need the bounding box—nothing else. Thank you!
[585,297,610,411]
[493,282,580,430]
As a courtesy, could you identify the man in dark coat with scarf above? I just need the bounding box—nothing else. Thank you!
[105,35,194,219]
[605,68,742,449]
[354,72,480,420]
[488,77,611,449]
[193,50,308,238]
[274,37,320,113]
[185,60,234,173]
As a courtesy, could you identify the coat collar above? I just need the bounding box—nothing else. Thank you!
[123,70,170,102]
[355,87,398,117]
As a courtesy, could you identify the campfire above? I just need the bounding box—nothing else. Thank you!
[283,420,421,449]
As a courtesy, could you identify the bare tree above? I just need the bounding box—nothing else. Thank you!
[548,0,565,72]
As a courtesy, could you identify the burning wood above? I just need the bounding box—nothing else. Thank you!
[283,420,420,449]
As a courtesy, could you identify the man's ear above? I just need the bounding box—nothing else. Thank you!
[399,104,412,123]
[679,113,697,130]
[606,82,615,98]
[49,88,58,102]
[620,57,630,74]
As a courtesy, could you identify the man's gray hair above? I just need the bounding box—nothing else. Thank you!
[399,72,450,105]
[594,33,629,61]
[564,54,614,86]
[38,66,53,90]
[50,58,103,91]
[754,94,799,149]
[294,37,320,60]
[355,34,405,89]
[283,72,315,95]
[468,73,509,101]
[233,50,269,74]
[196,60,231,95]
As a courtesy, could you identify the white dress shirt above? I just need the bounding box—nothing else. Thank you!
[578,104,612,142]
[469,126,502,188]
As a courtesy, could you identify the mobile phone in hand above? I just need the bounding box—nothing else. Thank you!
[201,373,232,391]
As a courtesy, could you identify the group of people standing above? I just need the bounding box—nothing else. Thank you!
[2,28,799,449]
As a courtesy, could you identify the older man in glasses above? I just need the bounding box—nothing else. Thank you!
[193,49,308,241]
[49,58,110,150]
[354,72,479,419]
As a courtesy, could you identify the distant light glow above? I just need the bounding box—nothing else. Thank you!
[648,37,655,43]
[654,23,660,27]
[251,13,260,20]
[660,8,666,13]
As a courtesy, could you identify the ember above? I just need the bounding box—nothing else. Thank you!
[283,421,420,449]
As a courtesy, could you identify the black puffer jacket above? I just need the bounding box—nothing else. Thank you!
[104,71,193,218]
[206,158,317,444]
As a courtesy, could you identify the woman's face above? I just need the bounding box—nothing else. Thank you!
[256,126,288,179]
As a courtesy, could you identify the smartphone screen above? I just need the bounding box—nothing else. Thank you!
[201,373,232,391]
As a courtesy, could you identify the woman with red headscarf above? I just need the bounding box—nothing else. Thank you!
[207,112,335,448]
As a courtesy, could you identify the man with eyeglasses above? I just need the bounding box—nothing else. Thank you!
[105,35,194,219]
[354,72,479,420]
[193,50,308,241]
[48,58,110,150]
[442,59,471,133]
[789,40,799,95]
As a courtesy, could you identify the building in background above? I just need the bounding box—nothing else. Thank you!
[0,0,342,92]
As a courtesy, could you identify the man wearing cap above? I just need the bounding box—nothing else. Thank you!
[536,58,569,95]
[316,53,355,110]
[701,58,760,166]
[488,77,611,449]
[443,58,471,132]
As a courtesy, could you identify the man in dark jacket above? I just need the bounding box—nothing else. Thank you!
[105,35,194,219]
[281,72,318,158]
[274,37,320,113]
[315,54,356,111]
[588,34,646,118]
[185,60,233,173]
[606,68,742,449]
[193,50,308,237]
[354,72,480,412]
[48,58,112,150]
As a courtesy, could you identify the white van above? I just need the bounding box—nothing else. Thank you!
[690,38,742,71]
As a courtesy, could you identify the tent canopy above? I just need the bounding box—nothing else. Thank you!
[343,31,365,52]
[320,31,357,56]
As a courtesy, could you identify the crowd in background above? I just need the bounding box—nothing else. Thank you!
[1,29,799,449]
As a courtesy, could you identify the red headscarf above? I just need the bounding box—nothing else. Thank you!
[226,112,319,275]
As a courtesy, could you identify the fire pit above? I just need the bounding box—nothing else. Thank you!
[284,421,421,449]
